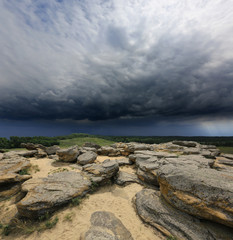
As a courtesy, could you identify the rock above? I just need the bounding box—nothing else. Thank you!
[44,145,60,155]
[81,147,98,153]
[115,158,133,166]
[221,153,233,160]
[115,171,140,186]
[135,150,177,159]
[158,165,233,228]
[48,154,59,161]
[21,143,45,150]
[183,148,200,155]
[83,211,133,240]
[97,146,121,157]
[77,151,97,165]
[172,140,198,148]
[212,157,233,172]
[35,148,47,158]
[135,189,216,240]
[0,153,3,160]
[17,150,38,158]
[83,160,119,183]
[0,204,18,225]
[17,171,91,218]
[57,146,79,162]
[83,142,101,149]
[0,157,31,200]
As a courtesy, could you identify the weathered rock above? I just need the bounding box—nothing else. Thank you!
[212,157,233,172]
[77,151,97,165]
[44,145,60,155]
[17,171,91,218]
[135,189,216,240]
[83,211,133,240]
[35,148,47,158]
[115,171,140,186]
[172,140,198,148]
[115,158,133,166]
[221,153,233,160]
[0,204,18,225]
[83,160,119,183]
[57,146,79,162]
[158,165,233,228]
[48,154,59,161]
[21,143,45,150]
[0,153,3,160]
[83,142,101,149]
[81,147,98,153]
[97,146,121,157]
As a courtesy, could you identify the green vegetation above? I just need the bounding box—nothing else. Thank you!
[1,133,233,150]
[90,180,99,193]
[71,197,82,206]
[218,146,233,154]
[18,168,30,175]
[167,236,177,240]
[63,212,75,222]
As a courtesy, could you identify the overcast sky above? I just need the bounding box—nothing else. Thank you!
[0,0,233,137]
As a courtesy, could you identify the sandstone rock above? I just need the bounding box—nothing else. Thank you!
[17,171,91,218]
[97,146,120,157]
[115,171,140,186]
[115,158,133,166]
[21,143,45,150]
[35,148,47,158]
[0,204,18,225]
[81,147,98,153]
[83,160,119,183]
[48,154,59,161]
[77,151,97,165]
[57,146,79,162]
[172,140,198,148]
[212,157,233,173]
[44,145,60,155]
[83,142,101,149]
[221,153,233,160]
[83,211,133,240]
[158,165,233,228]
[0,153,3,160]
[135,189,216,240]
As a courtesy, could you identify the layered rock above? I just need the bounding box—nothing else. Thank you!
[115,171,140,186]
[17,171,91,218]
[82,211,133,240]
[158,165,233,228]
[83,142,101,149]
[57,146,79,162]
[77,151,97,165]
[83,159,119,184]
[44,145,60,155]
[135,189,216,240]
[0,157,31,200]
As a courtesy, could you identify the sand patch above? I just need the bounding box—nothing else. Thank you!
[4,184,162,240]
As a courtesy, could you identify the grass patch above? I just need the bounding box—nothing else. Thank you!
[71,197,82,206]
[218,146,233,154]
[63,212,75,222]
[59,137,115,148]
[18,168,30,175]
[48,168,69,175]
[167,236,177,240]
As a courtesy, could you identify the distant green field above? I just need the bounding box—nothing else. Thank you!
[59,137,115,148]
[218,146,233,154]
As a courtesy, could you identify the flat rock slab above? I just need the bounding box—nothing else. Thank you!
[115,171,140,186]
[17,171,91,218]
[135,189,216,240]
[83,211,133,240]
[115,158,133,166]
[77,151,97,165]
[158,165,233,228]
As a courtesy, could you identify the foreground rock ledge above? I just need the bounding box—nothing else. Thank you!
[135,189,216,240]
[17,171,91,218]
[158,165,233,228]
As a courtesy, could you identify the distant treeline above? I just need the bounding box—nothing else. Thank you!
[1,133,233,149]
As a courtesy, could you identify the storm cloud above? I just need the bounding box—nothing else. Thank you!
[0,0,233,124]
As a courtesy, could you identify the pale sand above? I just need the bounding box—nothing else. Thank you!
[5,184,162,240]
[2,156,163,240]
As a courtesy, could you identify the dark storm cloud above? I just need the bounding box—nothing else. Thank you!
[0,0,233,122]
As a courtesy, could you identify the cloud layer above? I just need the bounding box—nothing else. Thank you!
[0,0,233,122]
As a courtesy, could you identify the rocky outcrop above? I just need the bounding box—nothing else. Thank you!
[135,189,216,240]
[115,158,133,166]
[158,165,233,228]
[83,159,119,184]
[17,171,91,218]
[115,171,140,186]
[0,157,31,200]
[44,145,60,155]
[57,146,79,162]
[21,143,45,150]
[82,211,133,240]
[77,151,97,165]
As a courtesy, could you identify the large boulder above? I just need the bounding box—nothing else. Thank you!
[97,146,121,157]
[135,189,216,240]
[115,171,140,186]
[82,211,133,240]
[83,159,119,183]
[17,171,91,218]
[21,143,45,150]
[57,146,79,162]
[83,142,101,149]
[44,145,60,155]
[77,151,97,165]
[172,140,198,148]
[158,165,233,228]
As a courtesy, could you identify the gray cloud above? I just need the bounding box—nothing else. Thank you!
[0,0,233,122]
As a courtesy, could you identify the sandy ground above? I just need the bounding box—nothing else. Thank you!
[1,156,163,240]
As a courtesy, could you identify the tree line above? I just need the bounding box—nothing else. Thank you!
[1,134,233,149]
